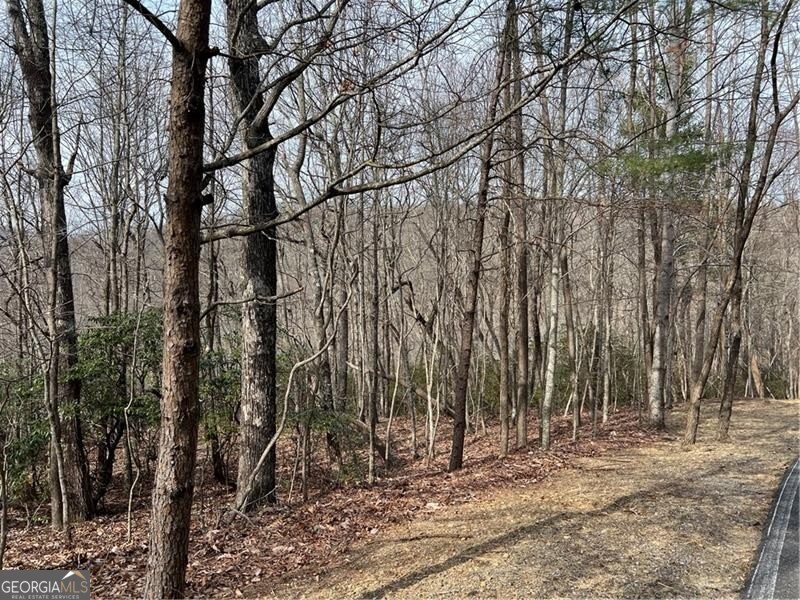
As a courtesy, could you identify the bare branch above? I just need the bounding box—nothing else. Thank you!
[121,0,183,53]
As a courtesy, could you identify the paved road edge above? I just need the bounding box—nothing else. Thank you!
[743,457,800,600]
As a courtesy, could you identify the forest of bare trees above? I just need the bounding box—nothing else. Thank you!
[0,0,798,597]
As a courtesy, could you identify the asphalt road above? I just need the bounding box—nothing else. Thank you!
[744,458,800,600]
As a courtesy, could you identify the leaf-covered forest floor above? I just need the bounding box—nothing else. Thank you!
[269,399,799,600]
[3,406,664,598]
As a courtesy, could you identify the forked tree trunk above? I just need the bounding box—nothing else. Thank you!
[684,2,797,444]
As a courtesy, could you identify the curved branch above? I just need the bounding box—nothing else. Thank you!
[121,0,183,53]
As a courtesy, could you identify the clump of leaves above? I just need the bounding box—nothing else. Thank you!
[74,309,163,429]
[0,363,49,505]
[604,129,735,181]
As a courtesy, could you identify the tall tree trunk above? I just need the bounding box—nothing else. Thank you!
[647,210,674,428]
[637,210,652,408]
[449,16,508,471]
[589,215,605,436]
[691,240,709,390]
[368,201,380,483]
[6,0,93,525]
[560,247,579,441]
[541,231,560,451]
[601,216,614,423]
[335,278,350,412]
[498,209,511,457]
[508,0,528,451]
[0,435,7,569]
[226,0,278,511]
[290,76,340,464]
[690,2,713,398]
[717,270,743,440]
[649,0,690,428]
[141,1,211,596]
[334,193,350,414]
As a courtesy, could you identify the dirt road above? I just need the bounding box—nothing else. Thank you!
[268,399,799,599]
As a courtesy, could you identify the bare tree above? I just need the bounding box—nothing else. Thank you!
[6,0,92,528]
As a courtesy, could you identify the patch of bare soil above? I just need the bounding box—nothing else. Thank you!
[2,410,656,598]
[270,399,800,600]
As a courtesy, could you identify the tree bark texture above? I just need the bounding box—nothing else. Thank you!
[143,1,211,596]
[226,0,279,511]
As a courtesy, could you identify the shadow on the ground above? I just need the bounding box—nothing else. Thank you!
[355,459,758,599]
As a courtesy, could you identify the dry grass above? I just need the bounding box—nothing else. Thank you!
[270,399,800,599]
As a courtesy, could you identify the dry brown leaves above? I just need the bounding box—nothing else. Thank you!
[3,410,661,598]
